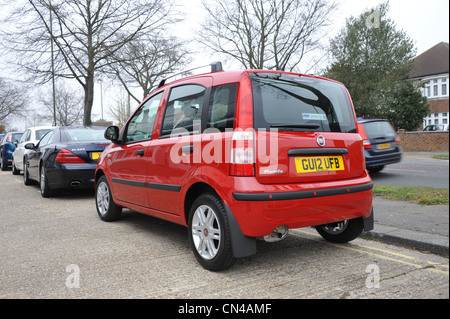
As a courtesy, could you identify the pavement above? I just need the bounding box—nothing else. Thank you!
[361,151,449,256]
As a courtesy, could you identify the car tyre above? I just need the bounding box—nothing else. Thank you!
[315,218,364,243]
[40,164,54,197]
[1,156,7,171]
[188,193,235,271]
[23,160,34,185]
[96,175,122,221]
[12,158,20,175]
[367,165,384,173]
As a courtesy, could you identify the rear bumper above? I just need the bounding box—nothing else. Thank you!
[46,163,97,190]
[225,173,373,237]
[364,146,402,168]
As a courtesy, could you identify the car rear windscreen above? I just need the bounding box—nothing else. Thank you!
[363,121,396,139]
[251,73,356,133]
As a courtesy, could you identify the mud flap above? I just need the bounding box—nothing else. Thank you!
[223,203,257,258]
[363,207,374,231]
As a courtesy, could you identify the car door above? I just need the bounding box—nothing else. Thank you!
[26,130,55,181]
[14,129,31,170]
[108,91,163,208]
[147,77,212,215]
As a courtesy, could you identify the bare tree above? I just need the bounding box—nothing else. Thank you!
[199,0,338,71]
[0,77,28,123]
[0,0,177,126]
[38,83,84,126]
[108,89,131,127]
[105,34,190,104]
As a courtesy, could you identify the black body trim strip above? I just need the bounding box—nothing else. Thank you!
[111,178,181,192]
[147,183,181,192]
[288,148,349,156]
[111,178,146,188]
[232,183,373,202]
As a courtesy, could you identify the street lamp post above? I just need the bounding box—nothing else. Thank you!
[49,3,56,127]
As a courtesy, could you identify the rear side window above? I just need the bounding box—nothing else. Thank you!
[36,129,51,140]
[206,83,237,131]
[251,73,356,133]
[161,84,206,136]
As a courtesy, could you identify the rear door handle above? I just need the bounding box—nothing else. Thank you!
[136,149,145,156]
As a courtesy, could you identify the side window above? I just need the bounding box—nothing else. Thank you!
[19,130,31,143]
[126,92,163,143]
[206,83,237,131]
[39,131,54,147]
[161,84,206,136]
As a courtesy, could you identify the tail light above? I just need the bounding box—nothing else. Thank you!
[230,130,255,176]
[395,134,400,145]
[55,149,85,163]
[230,74,255,176]
[358,124,372,149]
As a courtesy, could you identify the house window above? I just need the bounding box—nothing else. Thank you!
[433,85,439,96]
[442,84,447,95]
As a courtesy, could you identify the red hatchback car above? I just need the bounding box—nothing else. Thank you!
[95,62,374,271]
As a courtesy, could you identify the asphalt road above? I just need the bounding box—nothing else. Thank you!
[370,153,449,188]
[0,170,448,301]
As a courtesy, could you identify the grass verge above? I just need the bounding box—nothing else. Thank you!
[432,154,449,160]
[373,185,449,205]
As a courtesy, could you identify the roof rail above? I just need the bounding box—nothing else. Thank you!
[158,61,223,88]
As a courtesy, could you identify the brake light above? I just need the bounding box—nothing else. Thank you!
[395,134,400,145]
[55,149,85,163]
[230,130,255,176]
[358,124,372,149]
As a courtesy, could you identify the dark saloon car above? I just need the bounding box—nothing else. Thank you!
[1,132,24,171]
[357,119,402,173]
[23,126,110,197]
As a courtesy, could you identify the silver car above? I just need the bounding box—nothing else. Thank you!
[12,126,53,175]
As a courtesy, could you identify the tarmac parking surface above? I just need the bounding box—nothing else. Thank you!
[0,170,448,301]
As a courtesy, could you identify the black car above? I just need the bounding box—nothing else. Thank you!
[357,119,402,173]
[23,126,110,197]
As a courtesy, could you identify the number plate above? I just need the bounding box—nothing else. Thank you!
[91,152,102,160]
[377,143,392,150]
[295,156,345,173]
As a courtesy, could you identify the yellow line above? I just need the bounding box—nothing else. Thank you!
[291,229,449,276]
[428,261,450,269]
[348,242,415,260]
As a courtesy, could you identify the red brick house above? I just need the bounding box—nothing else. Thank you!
[410,42,449,129]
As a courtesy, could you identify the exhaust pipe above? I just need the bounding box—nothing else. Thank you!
[263,225,289,242]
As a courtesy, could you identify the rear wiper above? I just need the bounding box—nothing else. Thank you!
[270,123,320,129]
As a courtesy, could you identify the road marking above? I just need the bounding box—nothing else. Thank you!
[292,229,449,276]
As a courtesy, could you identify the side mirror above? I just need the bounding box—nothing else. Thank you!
[25,143,35,150]
[104,126,121,144]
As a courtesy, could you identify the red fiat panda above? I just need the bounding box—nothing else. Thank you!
[95,62,373,271]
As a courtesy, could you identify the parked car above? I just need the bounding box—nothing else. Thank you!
[1,132,24,171]
[12,126,53,175]
[23,126,110,197]
[357,118,402,173]
[423,124,449,131]
[95,63,374,271]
